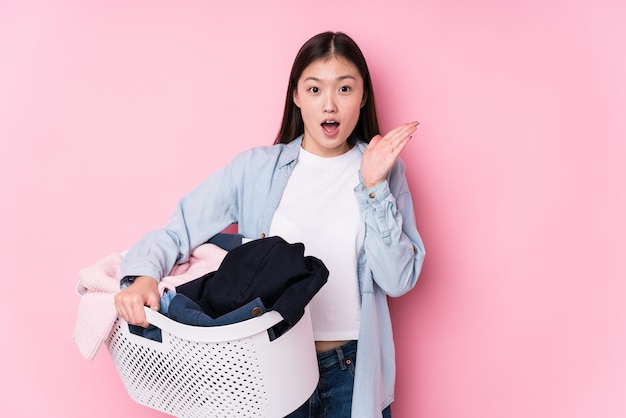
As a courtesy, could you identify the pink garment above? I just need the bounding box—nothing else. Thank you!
[73,243,227,360]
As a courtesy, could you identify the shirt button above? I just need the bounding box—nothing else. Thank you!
[368,192,376,199]
[251,307,264,317]
[260,232,266,238]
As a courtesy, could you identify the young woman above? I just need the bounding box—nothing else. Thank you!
[115,31,425,418]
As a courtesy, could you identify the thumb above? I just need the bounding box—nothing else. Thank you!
[146,293,161,312]
[368,134,382,146]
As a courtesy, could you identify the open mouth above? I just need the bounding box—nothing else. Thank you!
[321,120,340,135]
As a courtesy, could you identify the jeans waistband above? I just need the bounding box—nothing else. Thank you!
[316,340,357,369]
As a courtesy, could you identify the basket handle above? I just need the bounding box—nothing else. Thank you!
[143,305,286,344]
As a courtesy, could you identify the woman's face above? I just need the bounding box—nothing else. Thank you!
[294,56,365,157]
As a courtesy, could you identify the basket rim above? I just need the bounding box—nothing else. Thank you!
[142,306,285,343]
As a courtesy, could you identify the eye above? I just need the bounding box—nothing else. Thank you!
[340,86,351,93]
[308,86,319,94]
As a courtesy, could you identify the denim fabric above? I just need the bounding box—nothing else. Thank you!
[128,293,267,342]
[383,404,392,418]
[119,136,425,417]
[174,236,328,326]
[287,341,392,418]
[168,294,266,327]
[159,289,176,313]
[128,290,177,342]
[206,232,244,251]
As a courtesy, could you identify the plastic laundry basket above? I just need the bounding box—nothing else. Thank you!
[106,305,318,418]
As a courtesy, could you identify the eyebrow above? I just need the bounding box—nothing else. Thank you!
[303,75,358,83]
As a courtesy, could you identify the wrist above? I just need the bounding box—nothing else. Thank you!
[120,275,157,290]
[120,275,138,290]
[363,179,382,189]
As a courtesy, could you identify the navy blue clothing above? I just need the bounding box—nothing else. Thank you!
[176,236,328,326]
[128,236,327,342]
[287,341,393,418]
[128,294,269,342]
[168,294,267,327]
[128,323,163,342]
[206,232,244,251]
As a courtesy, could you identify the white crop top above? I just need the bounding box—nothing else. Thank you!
[270,145,364,341]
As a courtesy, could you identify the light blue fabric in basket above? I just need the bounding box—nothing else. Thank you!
[128,292,269,342]
[168,294,267,327]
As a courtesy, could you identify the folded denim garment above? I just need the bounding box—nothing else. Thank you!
[128,294,267,342]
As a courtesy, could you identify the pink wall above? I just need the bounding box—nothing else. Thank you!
[1,1,625,416]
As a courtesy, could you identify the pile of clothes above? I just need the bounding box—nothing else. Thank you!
[73,235,328,360]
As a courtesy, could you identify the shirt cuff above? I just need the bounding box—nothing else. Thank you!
[120,275,138,290]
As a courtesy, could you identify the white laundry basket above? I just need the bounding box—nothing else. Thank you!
[106,305,318,418]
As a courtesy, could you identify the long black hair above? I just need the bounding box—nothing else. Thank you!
[274,31,379,145]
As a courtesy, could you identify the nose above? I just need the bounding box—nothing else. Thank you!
[323,92,337,113]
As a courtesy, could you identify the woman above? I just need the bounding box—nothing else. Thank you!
[115,31,425,417]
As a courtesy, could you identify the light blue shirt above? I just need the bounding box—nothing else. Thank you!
[120,135,425,417]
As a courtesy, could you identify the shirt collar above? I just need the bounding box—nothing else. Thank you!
[277,135,368,169]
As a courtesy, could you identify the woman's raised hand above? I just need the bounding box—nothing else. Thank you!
[360,121,419,188]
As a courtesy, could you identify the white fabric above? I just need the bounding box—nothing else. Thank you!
[270,146,364,341]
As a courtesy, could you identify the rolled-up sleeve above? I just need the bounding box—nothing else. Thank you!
[355,159,425,297]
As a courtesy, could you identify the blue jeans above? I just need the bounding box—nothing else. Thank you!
[287,341,392,418]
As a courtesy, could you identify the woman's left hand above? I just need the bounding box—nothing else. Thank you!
[360,121,419,188]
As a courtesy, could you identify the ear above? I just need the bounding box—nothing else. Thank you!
[360,91,368,108]
[293,89,301,108]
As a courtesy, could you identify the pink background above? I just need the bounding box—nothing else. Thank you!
[1,0,625,417]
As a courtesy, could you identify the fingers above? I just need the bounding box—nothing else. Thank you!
[114,276,159,328]
[385,121,419,138]
[115,291,148,327]
[369,134,383,146]
[384,121,419,151]
[371,122,416,158]
[361,120,419,188]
